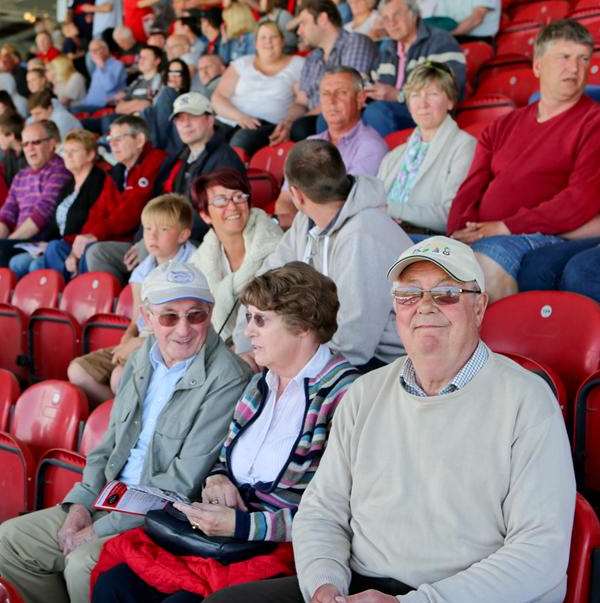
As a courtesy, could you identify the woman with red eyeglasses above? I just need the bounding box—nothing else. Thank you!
[91,262,359,602]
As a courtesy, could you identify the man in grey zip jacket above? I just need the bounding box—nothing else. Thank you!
[234,139,412,372]
[0,262,252,603]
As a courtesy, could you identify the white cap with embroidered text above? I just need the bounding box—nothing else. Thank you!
[169,91,214,119]
[142,261,215,305]
[387,236,486,292]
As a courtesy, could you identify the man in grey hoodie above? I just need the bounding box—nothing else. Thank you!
[234,139,412,372]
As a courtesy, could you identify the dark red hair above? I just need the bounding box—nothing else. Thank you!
[191,168,251,214]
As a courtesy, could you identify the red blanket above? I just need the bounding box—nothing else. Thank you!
[90,528,295,596]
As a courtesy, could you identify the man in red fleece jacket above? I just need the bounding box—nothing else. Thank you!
[66,115,165,272]
[447,19,600,302]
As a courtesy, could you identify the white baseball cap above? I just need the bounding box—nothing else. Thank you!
[141,261,214,305]
[169,92,214,120]
[387,236,486,292]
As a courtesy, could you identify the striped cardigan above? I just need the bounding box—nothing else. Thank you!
[208,354,359,542]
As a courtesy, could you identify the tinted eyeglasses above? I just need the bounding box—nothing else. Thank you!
[391,285,481,306]
[106,131,136,144]
[22,137,51,148]
[245,311,268,327]
[209,191,249,208]
[150,308,210,327]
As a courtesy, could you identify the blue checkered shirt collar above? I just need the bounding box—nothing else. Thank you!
[400,341,489,397]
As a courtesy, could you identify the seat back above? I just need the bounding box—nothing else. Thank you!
[82,314,130,354]
[460,41,495,84]
[475,65,539,106]
[0,268,16,304]
[10,381,89,459]
[80,399,113,456]
[588,51,600,86]
[0,432,35,520]
[571,9,600,45]
[0,576,25,603]
[11,269,64,316]
[249,141,295,183]
[247,168,280,214]
[461,120,490,141]
[0,369,20,431]
[0,304,28,380]
[60,272,121,325]
[35,448,86,510]
[385,128,414,150]
[565,494,600,603]
[573,369,600,493]
[115,283,134,319]
[231,145,250,166]
[456,94,516,128]
[481,291,600,418]
[509,0,570,24]
[496,20,543,57]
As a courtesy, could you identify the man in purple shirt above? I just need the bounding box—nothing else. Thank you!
[0,120,72,266]
[275,67,388,228]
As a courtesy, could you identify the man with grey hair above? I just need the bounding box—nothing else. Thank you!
[206,236,575,603]
[0,261,252,603]
[449,19,600,302]
[362,0,466,136]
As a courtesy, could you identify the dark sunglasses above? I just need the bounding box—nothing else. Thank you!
[151,308,209,327]
[391,286,480,306]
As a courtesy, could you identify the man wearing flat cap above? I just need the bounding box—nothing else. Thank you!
[204,236,575,603]
[0,261,252,603]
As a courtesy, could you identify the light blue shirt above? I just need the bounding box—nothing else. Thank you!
[118,342,196,485]
[82,56,127,108]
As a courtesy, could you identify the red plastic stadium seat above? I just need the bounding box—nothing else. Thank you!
[249,141,295,183]
[0,381,88,519]
[456,94,516,128]
[247,168,280,214]
[571,9,600,46]
[565,494,600,603]
[475,64,539,106]
[0,268,15,303]
[573,369,600,493]
[385,128,414,150]
[587,51,600,85]
[0,577,25,603]
[0,369,20,431]
[232,146,249,166]
[82,313,130,353]
[510,0,570,24]
[28,272,121,381]
[115,283,134,319]
[573,0,600,10]
[461,120,490,141]
[481,291,600,420]
[496,20,543,57]
[11,269,64,316]
[460,41,495,84]
[35,399,112,509]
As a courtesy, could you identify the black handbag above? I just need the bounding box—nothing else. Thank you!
[144,503,276,564]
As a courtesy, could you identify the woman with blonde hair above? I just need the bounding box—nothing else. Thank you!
[47,55,86,106]
[219,1,257,64]
[212,20,304,155]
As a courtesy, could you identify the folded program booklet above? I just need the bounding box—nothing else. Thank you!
[94,481,190,516]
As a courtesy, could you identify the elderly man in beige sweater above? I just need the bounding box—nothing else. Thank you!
[201,236,575,603]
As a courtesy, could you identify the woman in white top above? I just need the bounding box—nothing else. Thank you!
[377,62,476,235]
[344,0,379,37]
[258,0,297,52]
[212,20,304,156]
[47,55,86,106]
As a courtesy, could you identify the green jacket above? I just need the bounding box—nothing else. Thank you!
[63,328,252,537]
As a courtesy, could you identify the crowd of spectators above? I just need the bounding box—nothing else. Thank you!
[0,3,597,602]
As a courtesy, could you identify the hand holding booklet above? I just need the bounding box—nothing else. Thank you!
[94,481,190,516]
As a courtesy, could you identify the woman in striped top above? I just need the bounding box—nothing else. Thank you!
[92,261,359,602]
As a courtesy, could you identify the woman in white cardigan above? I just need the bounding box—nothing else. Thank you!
[190,168,283,343]
[377,62,476,235]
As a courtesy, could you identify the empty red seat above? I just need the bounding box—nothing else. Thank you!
[385,128,414,150]
[481,291,600,421]
[573,369,600,494]
[36,399,112,509]
[460,41,495,84]
[565,494,600,603]
[496,20,543,57]
[571,9,600,45]
[0,369,20,431]
[247,168,280,214]
[0,381,88,519]
[249,141,295,183]
[0,268,15,304]
[510,0,570,24]
[0,577,25,603]
[475,64,539,106]
[11,269,64,316]
[456,94,516,128]
[82,313,130,353]
[587,51,600,85]
[28,272,121,381]
[115,283,134,319]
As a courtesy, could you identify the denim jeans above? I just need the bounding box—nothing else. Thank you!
[362,101,415,137]
[518,237,600,302]
[8,252,44,278]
